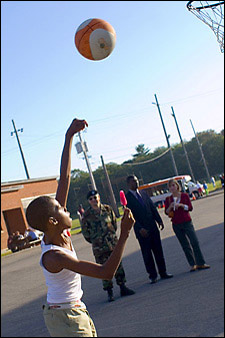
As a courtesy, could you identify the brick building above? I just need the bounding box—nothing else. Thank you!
[1,176,58,250]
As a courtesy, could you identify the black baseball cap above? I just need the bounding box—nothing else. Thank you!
[86,190,98,200]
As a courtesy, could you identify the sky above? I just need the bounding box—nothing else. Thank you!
[1,1,224,183]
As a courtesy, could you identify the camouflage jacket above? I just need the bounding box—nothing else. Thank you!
[81,204,118,257]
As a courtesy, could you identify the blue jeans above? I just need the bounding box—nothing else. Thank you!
[172,221,205,266]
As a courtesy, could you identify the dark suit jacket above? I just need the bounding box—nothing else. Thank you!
[126,190,163,239]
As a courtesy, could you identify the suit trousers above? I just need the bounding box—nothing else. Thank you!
[137,228,167,279]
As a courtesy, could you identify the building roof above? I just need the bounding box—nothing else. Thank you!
[1,185,24,193]
[1,176,59,193]
[1,175,58,186]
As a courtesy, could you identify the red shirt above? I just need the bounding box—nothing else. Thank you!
[165,192,193,225]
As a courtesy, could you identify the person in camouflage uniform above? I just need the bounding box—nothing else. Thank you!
[81,190,135,302]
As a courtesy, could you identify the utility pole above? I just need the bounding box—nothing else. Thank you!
[153,94,179,176]
[100,155,120,217]
[190,119,211,182]
[171,107,196,182]
[11,119,30,179]
[77,132,97,190]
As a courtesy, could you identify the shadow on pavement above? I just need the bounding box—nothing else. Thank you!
[1,223,224,337]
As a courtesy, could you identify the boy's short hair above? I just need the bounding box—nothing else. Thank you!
[26,195,55,232]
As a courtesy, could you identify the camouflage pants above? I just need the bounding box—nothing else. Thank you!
[95,251,126,290]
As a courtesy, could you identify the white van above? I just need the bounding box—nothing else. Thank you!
[185,180,204,198]
[138,175,202,207]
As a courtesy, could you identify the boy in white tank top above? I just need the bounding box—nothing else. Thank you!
[26,118,135,337]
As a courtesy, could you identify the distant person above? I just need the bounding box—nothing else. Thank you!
[77,204,85,227]
[219,174,224,188]
[81,189,135,302]
[78,204,85,218]
[25,118,135,337]
[203,181,209,196]
[14,230,24,240]
[196,181,204,198]
[25,227,39,241]
[165,179,210,272]
[12,231,30,251]
[211,176,216,188]
[7,233,15,251]
[126,175,173,284]
[7,232,21,252]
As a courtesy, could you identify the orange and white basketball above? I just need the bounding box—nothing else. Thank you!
[75,18,116,61]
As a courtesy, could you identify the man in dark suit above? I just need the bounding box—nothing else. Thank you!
[126,175,173,284]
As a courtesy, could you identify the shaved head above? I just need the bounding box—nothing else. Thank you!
[26,196,55,232]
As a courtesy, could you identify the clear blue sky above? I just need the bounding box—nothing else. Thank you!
[1,1,224,183]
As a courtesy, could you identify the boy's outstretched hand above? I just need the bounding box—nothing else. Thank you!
[56,118,88,208]
[67,118,88,137]
[120,208,135,236]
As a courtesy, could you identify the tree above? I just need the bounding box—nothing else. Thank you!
[133,144,150,158]
[66,129,224,218]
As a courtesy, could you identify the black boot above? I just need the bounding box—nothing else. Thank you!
[107,288,114,302]
[120,284,135,297]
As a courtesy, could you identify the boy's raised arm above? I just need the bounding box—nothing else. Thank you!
[56,118,88,207]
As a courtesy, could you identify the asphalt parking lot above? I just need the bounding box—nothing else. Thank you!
[1,190,224,337]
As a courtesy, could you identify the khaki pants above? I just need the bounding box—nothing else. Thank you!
[43,304,97,337]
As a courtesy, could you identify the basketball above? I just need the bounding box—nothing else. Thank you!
[75,18,116,61]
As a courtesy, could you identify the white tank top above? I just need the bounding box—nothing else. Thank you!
[40,238,83,304]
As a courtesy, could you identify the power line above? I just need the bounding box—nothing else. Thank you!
[3,89,222,156]
[158,88,223,106]
[123,148,170,166]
